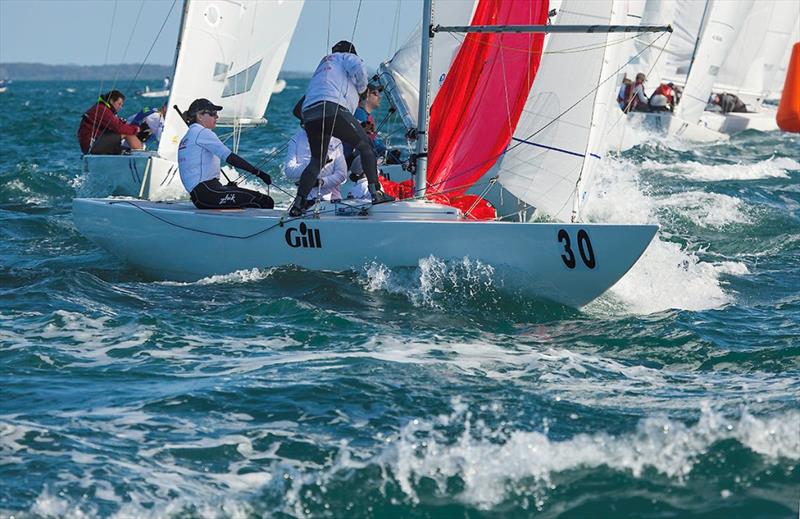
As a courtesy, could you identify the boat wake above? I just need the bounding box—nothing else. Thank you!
[583,159,747,313]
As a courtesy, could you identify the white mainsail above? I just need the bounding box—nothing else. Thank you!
[377,0,479,129]
[495,0,621,223]
[762,2,800,100]
[158,0,304,161]
[674,0,753,124]
[714,0,783,104]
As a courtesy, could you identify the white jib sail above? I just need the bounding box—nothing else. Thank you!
[676,0,753,125]
[158,0,304,162]
[495,0,618,223]
[378,0,479,129]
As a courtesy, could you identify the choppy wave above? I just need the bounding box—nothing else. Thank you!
[5,400,797,518]
[643,157,798,181]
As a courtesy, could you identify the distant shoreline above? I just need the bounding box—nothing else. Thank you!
[0,63,311,81]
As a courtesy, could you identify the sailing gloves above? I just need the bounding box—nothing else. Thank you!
[226,152,271,185]
[254,170,272,185]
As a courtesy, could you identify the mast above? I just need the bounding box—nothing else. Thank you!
[414,0,434,198]
[160,0,189,155]
[681,0,712,108]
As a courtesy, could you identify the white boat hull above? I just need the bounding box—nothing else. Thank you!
[73,198,658,307]
[699,107,779,134]
[627,112,728,143]
[140,89,169,98]
[79,155,188,201]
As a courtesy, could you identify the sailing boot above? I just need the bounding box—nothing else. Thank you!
[288,195,306,217]
[369,183,395,205]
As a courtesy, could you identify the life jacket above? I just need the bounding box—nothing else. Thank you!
[653,83,674,104]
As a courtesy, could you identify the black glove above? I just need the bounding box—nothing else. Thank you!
[349,172,365,183]
[254,169,271,185]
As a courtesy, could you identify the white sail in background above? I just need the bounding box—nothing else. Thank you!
[715,0,781,103]
[158,0,304,161]
[661,0,706,78]
[496,0,618,223]
[676,0,753,124]
[378,0,479,129]
[762,2,800,100]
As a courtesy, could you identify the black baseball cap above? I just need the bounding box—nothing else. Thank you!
[187,98,223,114]
[332,40,357,55]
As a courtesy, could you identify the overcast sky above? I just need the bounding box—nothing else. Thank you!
[0,0,427,72]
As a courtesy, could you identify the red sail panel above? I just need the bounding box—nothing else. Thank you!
[427,0,549,197]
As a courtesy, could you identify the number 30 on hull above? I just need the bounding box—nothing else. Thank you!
[558,228,596,269]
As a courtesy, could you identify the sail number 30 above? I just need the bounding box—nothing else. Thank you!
[558,229,596,269]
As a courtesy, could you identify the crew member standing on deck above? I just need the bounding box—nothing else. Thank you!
[178,98,274,210]
[289,40,394,217]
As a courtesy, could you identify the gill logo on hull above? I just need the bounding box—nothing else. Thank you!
[285,222,322,249]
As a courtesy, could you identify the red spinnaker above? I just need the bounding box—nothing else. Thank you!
[427,0,549,197]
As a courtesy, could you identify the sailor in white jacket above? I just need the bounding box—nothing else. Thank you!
[289,40,394,216]
[284,129,347,204]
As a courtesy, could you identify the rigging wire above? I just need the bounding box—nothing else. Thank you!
[110,0,147,91]
[89,0,119,150]
[123,0,179,93]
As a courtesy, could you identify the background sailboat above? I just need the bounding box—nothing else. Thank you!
[623,0,751,143]
[80,0,303,200]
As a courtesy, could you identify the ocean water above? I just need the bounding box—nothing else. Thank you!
[1,80,798,518]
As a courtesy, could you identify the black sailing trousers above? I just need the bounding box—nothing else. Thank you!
[298,101,378,199]
[190,178,274,209]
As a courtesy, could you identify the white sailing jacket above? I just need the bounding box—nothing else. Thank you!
[284,129,348,200]
[302,52,368,114]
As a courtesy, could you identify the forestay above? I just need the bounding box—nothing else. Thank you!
[495,0,618,223]
[378,0,479,130]
[158,0,303,161]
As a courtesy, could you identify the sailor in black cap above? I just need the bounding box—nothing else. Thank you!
[288,40,394,217]
[178,98,274,209]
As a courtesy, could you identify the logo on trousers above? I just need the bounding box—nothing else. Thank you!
[285,222,322,248]
[219,193,236,205]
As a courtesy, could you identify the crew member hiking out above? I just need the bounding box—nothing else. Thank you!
[77,90,143,155]
[289,40,394,217]
[178,98,274,210]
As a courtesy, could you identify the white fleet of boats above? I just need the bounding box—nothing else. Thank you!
[72,0,800,308]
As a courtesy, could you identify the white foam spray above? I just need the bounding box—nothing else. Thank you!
[582,158,741,313]
[643,156,798,182]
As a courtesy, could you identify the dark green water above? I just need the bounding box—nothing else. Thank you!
[0,80,798,518]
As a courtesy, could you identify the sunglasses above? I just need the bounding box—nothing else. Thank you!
[200,110,218,117]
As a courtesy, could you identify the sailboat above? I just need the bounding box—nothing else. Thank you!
[73,0,664,308]
[700,0,800,134]
[623,0,751,143]
[79,0,303,200]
